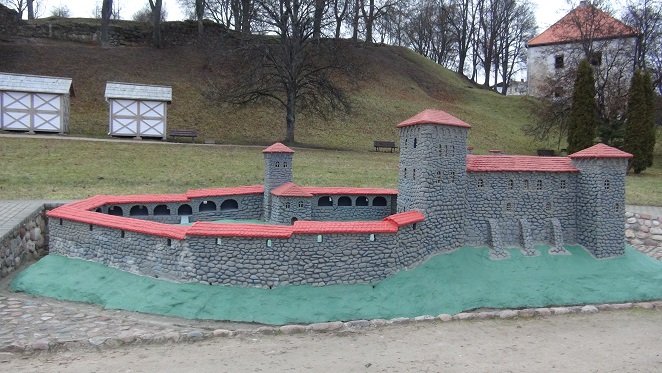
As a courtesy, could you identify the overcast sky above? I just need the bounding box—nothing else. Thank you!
[31,0,627,35]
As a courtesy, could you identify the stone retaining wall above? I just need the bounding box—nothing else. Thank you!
[0,206,48,278]
[625,212,662,260]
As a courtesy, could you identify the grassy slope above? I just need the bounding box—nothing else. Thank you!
[0,37,547,154]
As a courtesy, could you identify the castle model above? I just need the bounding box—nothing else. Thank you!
[48,109,633,287]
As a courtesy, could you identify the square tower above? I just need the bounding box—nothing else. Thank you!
[262,143,294,220]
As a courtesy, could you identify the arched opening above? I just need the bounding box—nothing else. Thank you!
[291,217,298,225]
[95,208,102,213]
[129,205,148,216]
[108,206,123,216]
[318,196,333,207]
[220,199,239,211]
[338,196,352,206]
[178,204,193,216]
[199,201,217,212]
[373,196,387,206]
[154,205,171,216]
[356,196,369,206]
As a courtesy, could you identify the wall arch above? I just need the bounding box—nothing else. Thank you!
[221,199,239,211]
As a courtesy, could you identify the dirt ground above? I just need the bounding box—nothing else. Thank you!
[3,310,662,372]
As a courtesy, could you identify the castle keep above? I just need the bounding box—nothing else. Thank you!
[47,109,632,287]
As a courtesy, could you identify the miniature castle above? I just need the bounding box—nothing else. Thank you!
[48,109,632,287]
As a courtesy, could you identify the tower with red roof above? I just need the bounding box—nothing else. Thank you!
[262,143,295,221]
[569,143,632,257]
[396,109,471,261]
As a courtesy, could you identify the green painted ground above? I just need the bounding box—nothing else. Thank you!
[11,246,662,325]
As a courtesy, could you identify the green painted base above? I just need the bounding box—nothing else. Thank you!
[10,246,662,325]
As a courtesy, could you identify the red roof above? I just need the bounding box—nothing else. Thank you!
[186,185,264,199]
[262,142,295,153]
[397,109,471,129]
[188,222,293,239]
[104,194,190,204]
[385,211,425,226]
[271,182,314,197]
[466,155,579,173]
[293,220,398,234]
[47,206,188,239]
[300,187,397,195]
[568,143,633,159]
[528,4,638,47]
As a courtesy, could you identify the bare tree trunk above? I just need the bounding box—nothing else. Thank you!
[285,89,296,143]
[27,0,34,19]
[196,0,205,37]
[241,0,251,34]
[361,0,375,43]
[313,0,325,40]
[351,0,361,41]
[149,0,163,48]
[101,0,113,47]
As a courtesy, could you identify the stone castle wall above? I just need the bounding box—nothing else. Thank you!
[49,218,406,287]
[0,4,20,36]
[625,212,662,260]
[465,172,578,246]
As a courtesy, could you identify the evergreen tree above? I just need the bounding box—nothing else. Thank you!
[624,69,656,173]
[567,59,599,154]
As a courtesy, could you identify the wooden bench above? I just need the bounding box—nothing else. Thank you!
[169,129,198,143]
[373,140,398,152]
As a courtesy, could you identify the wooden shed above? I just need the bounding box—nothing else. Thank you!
[104,82,172,139]
[0,72,74,134]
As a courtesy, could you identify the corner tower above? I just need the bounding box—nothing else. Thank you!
[263,142,294,220]
[397,109,470,252]
[569,143,632,258]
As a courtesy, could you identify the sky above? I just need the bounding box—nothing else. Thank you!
[28,0,627,35]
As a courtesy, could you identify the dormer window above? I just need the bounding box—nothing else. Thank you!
[555,55,564,69]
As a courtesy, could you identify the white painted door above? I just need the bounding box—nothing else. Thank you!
[138,101,165,137]
[110,99,139,136]
[1,91,62,132]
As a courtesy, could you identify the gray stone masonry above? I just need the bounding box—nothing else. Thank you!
[263,152,293,221]
[0,204,48,278]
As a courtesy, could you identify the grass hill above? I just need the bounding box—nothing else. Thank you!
[1,26,546,154]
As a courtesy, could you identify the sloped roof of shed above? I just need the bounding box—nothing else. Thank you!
[0,72,73,95]
[104,82,172,102]
[527,3,638,47]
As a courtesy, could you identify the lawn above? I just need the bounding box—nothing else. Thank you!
[1,137,660,205]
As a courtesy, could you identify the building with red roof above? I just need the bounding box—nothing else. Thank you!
[47,109,631,288]
[526,1,638,98]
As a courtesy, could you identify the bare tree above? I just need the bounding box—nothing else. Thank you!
[2,0,27,18]
[50,4,70,17]
[101,0,113,47]
[26,0,34,19]
[623,0,662,93]
[148,0,163,47]
[447,0,479,77]
[330,0,349,38]
[495,0,535,95]
[211,0,349,143]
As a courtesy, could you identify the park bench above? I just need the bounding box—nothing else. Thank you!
[374,140,398,152]
[168,129,198,143]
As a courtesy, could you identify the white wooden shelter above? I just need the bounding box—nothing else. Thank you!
[104,82,172,139]
[0,72,74,134]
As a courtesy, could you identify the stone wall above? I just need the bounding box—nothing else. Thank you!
[625,212,662,260]
[48,218,407,287]
[0,206,48,278]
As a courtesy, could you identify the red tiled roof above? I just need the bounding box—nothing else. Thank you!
[300,187,398,195]
[271,182,314,197]
[568,143,633,159]
[104,194,190,204]
[397,109,471,128]
[262,142,295,153]
[47,206,188,239]
[528,4,638,47]
[293,220,398,234]
[186,185,264,199]
[187,222,293,239]
[385,211,425,226]
[466,155,579,173]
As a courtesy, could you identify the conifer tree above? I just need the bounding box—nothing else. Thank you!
[624,69,656,174]
[567,59,599,154]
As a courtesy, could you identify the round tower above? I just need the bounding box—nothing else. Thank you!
[262,142,294,220]
[397,109,470,252]
[569,143,632,258]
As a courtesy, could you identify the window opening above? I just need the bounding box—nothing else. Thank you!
[199,200,217,212]
[338,196,352,206]
[167,239,172,247]
[108,206,123,216]
[154,205,171,216]
[298,201,304,208]
[129,205,148,216]
[373,196,387,206]
[283,161,288,168]
[291,217,298,225]
[590,51,602,66]
[285,202,291,209]
[555,55,564,69]
[508,180,514,189]
[369,234,376,242]
[318,196,333,207]
[604,179,611,190]
[121,230,125,238]
[178,204,193,216]
[413,138,417,148]
[317,235,323,243]
[356,196,369,206]
[275,161,280,168]
[220,199,239,211]
[524,179,529,190]
[560,179,567,189]
[536,180,543,190]
[477,179,484,188]
[266,239,273,247]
